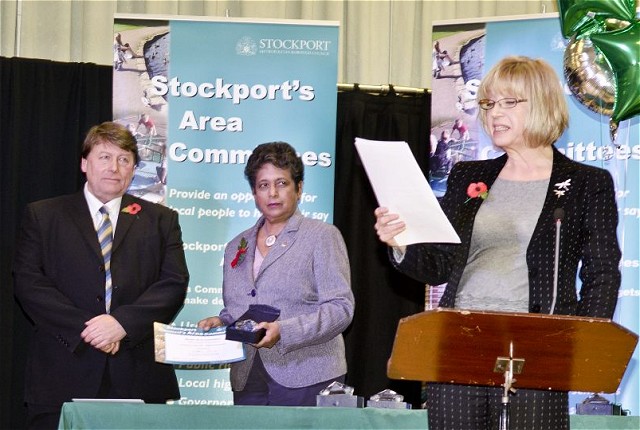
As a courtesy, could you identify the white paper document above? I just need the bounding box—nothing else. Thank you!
[154,322,245,365]
[354,137,460,246]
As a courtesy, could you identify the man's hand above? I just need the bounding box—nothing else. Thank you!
[100,341,121,355]
[81,314,126,351]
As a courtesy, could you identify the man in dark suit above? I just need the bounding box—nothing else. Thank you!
[13,122,189,429]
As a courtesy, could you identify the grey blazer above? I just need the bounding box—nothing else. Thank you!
[219,211,354,390]
[395,147,621,318]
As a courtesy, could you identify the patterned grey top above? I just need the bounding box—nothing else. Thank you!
[455,177,549,312]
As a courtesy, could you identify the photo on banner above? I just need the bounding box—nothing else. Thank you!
[113,14,339,404]
[430,13,639,416]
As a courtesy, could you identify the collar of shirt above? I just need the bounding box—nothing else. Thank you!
[83,183,123,233]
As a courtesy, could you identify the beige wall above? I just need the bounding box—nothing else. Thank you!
[0,0,558,89]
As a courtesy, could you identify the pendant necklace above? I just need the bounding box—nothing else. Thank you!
[264,224,277,247]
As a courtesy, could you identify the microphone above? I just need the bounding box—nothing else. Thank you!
[550,208,565,314]
[553,208,565,223]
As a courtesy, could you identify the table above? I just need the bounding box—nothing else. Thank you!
[58,402,640,429]
[59,402,427,429]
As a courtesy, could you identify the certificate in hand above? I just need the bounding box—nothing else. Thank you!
[154,322,245,365]
[354,137,460,245]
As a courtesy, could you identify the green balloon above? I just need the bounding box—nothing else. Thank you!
[557,0,637,38]
[591,20,640,124]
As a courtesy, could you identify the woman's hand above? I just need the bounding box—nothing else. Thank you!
[374,207,406,250]
[197,316,223,331]
[254,321,281,349]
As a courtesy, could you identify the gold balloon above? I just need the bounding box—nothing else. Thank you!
[563,19,630,117]
[563,35,616,116]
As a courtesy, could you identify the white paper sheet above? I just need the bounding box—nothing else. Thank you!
[153,322,245,365]
[354,137,460,246]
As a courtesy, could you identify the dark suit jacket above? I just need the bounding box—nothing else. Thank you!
[13,191,189,406]
[395,147,620,318]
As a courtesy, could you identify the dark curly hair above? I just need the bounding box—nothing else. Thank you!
[244,142,304,191]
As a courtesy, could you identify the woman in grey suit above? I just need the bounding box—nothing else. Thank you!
[198,142,354,406]
[374,57,620,429]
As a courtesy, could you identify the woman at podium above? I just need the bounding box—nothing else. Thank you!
[373,56,621,430]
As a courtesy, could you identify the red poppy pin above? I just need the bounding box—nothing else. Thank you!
[465,182,489,203]
[121,203,142,215]
[230,237,248,268]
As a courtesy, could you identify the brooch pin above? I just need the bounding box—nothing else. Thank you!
[554,179,571,198]
[121,203,142,214]
[231,237,248,268]
[465,182,489,203]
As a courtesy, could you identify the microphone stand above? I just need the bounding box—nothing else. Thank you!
[497,208,563,429]
[499,345,515,430]
[550,208,564,315]
[496,342,524,430]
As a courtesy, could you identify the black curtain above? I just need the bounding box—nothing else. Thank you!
[334,90,431,408]
[0,57,113,429]
[0,57,430,428]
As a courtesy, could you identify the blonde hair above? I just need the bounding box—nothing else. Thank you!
[477,56,568,147]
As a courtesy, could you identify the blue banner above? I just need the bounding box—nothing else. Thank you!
[114,15,339,404]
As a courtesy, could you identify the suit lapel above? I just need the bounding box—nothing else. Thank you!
[67,192,103,258]
[239,223,259,282]
[456,155,506,226]
[482,154,508,188]
[113,194,136,253]
[531,148,578,241]
[255,212,302,280]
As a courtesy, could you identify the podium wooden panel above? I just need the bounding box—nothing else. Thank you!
[387,308,638,393]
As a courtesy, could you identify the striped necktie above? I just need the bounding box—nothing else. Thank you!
[97,206,113,313]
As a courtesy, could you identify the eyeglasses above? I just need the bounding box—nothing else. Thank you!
[478,98,527,110]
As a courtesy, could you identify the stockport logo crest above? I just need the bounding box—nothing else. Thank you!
[236,37,257,56]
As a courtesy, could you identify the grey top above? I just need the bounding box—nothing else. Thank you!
[455,177,549,312]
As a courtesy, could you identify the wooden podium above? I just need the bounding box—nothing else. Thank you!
[388,308,638,393]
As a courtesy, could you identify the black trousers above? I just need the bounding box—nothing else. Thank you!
[26,358,129,430]
[25,404,62,430]
[425,383,569,430]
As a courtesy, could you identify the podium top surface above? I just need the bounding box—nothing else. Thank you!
[387,308,638,393]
